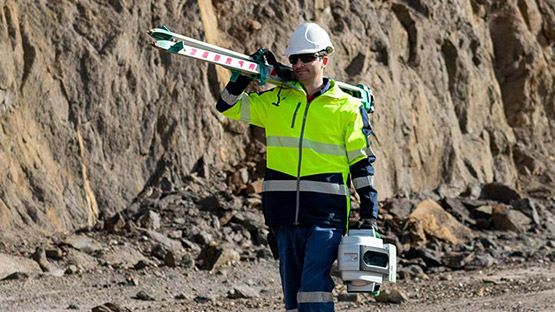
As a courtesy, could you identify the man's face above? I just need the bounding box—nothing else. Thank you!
[290,53,328,85]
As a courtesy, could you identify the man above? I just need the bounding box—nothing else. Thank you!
[216,23,378,312]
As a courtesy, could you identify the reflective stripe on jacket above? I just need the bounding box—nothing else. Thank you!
[217,79,377,230]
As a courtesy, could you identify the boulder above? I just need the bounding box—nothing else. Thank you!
[179,254,196,270]
[405,200,474,245]
[245,197,262,208]
[134,260,154,270]
[511,198,541,225]
[473,205,494,229]
[168,230,183,239]
[228,168,249,194]
[397,264,426,280]
[193,232,213,246]
[492,207,532,232]
[151,244,168,260]
[481,183,521,204]
[133,290,155,301]
[374,287,408,303]
[0,253,41,280]
[249,179,263,194]
[104,213,127,233]
[137,210,161,230]
[180,238,201,253]
[401,219,427,246]
[473,205,493,219]
[100,245,149,269]
[164,251,177,267]
[92,302,131,312]
[193,295,216,303]
[198,195,223,212]
[65,265,79,275]
[479,237,498,249]
[45,247,64,260]
[64,249,98,272]
[231,211,265,231]
[460,198,494,212]
[91,305,112,312]
[212,248,241,270]
[227,285,260,299]
[465,252,497,269]
[406,247,442,268]
[31,246,54,272]
[140,229,183,255]
[174,293,191,300]
[1,272,29,281]
[442,252,474,269]
[441,198,475,225]
[197,244,240,271]
[63,235,103,254]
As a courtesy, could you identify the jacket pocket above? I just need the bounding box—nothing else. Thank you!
[291,102,301,128]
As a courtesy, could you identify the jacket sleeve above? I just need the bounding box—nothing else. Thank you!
[345,105,378,219]
[215,75,267,128]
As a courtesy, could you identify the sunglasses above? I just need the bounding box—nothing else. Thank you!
[288,53,324,64]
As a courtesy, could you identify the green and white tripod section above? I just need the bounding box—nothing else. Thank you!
[148,26,375,113]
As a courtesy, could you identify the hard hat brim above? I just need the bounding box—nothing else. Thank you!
[283,46,335,56]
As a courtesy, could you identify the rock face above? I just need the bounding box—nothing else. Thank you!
[0,0,553,235]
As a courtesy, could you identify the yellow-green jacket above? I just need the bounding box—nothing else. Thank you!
[216,77,377,230]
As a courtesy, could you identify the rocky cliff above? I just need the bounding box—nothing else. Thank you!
[0,0,553,236]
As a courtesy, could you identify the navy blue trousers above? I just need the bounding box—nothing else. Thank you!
[274,225,343,312]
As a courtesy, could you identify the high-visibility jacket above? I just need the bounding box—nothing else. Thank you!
[217,76,378,230]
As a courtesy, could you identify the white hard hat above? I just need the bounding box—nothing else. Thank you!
[284,23,335,56]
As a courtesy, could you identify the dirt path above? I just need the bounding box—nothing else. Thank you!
[1,259,553,312]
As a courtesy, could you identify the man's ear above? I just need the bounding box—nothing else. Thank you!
[322,56,329,67]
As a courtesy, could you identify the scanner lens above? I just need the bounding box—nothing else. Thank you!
[362,251,388,267]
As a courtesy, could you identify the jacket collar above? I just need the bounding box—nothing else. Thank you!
[292,78,343,99]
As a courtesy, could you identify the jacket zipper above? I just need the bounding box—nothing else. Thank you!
[294,100,311,225]
[291,102,301,128]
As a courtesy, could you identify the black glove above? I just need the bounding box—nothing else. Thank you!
[248,49,295,81]
[228,50,266,84]
[354,217,378,232]
[262,49,296,81]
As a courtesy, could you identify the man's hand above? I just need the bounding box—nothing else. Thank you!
[229,50,266,82]
[354,217,378,232]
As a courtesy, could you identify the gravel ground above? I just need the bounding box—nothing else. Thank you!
[1,258,553,312]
